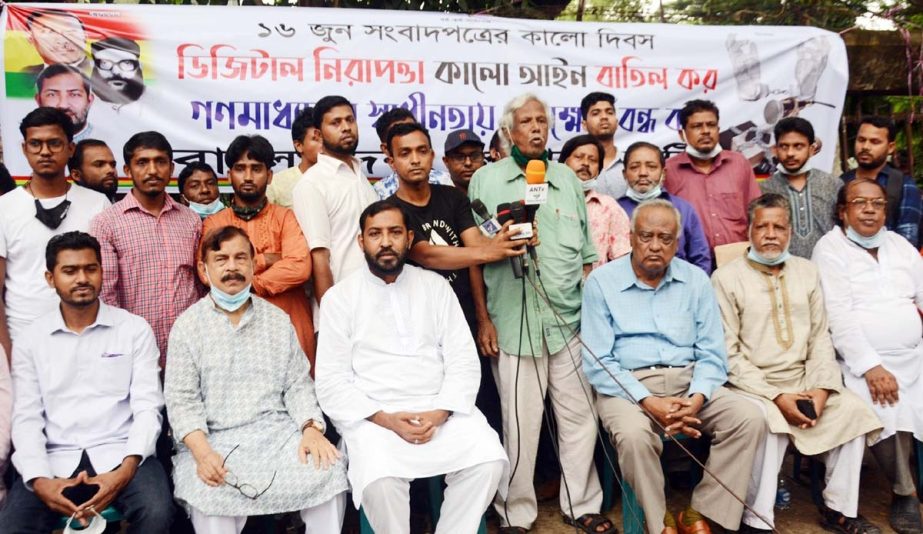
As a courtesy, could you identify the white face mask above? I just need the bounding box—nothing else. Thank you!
[580,178,598,192]
[776,161,812,176]
[626,184,663,203]
[64,509,106,534]
[187,197,224,219]
[685,143,723,160]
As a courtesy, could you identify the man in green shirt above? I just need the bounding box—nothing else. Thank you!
[469,93,611,534]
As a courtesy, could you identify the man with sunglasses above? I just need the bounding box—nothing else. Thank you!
[165,226,347,534]
[0,107,109,361]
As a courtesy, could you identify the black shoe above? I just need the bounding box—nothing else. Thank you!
[890,494,923,534]
[819,504,882,534]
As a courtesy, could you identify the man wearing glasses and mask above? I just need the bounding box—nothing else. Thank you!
[165,226,347,534]
[0,107,109,361]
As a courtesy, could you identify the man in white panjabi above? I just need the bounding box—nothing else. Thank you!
[713,193,882,534]
[813,179,923,534]
[164,226,348,534]
[315,200,508,534]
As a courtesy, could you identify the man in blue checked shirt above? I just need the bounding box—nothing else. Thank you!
[581,199,766,534]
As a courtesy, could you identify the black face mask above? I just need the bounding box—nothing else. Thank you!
[35,198,71,229]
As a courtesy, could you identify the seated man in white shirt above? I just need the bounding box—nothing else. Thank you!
[315,200,508,534]
[813,179,923,534]
[0,231,172,533]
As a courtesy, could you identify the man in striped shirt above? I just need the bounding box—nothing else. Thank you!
[90,131,201,369]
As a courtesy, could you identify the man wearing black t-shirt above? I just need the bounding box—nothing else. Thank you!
[386,122,523,434]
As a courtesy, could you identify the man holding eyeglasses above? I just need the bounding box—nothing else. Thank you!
[813,179,923,534]
[0,107,109,361]
[165,225,348,534]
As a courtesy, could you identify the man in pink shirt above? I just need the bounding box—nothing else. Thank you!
[664,99,761,250]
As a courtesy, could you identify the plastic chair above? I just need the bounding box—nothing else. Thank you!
[359,475,488,533]
[599,432,706,534]
[54,506,123,531]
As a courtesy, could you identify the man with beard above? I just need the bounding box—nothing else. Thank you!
[759,117,842,258]
[23,9,91,78]
[0,231,173,533]
[90,131,202,368]
[200,135,316,366]
[315,200,507,534]
[581,92,626,199]
[292,95,377,317]
[0,108,109,360]
[90,38,145,106]
[559,134,630,269]
[840,116,922,247]
[69,139,118,202]
[713,194,882,534]
[35,64,94,142]
[442,129,485,196]
[664,99,762,250]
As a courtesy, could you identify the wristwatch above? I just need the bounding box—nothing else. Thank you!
[301,419,325,434]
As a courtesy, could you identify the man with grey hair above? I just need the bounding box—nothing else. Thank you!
[713,193,881,534]
[468,93,609,533]
[582,199,766,534]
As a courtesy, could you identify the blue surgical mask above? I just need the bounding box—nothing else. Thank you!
[846,226,886,250]
[187,197,224,219]
[580,178,598,192]
[747,245,790,266]
[626,184,663,203]
[205,267,251,311]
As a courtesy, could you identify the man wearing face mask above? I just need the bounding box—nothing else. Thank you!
[813,180,923,534]
[0,107,109,360]
[713,194,882,534]
[618,142,712,273]
[200,135,316,367]
[0,231,173,533]
[559,134,630,269]
[664,99,761,250]
[90,131,202,368]
[179,163,223,219]
[759,118,841,259]
[166,226,348,534]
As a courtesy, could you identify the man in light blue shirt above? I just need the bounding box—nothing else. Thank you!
[582,199,765,534]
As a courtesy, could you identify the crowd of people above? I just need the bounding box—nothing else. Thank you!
[0,87,921,534]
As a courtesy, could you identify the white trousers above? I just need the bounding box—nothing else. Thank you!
[491,334,603,529]
[743,433,865,529]
[362,460,504,534]
[188,492,346,534]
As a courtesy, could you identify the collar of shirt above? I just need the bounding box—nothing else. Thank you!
[616,256,687,292]
[745,255,789,276]
[117,190,180,216]
[361,263,411,288]
[585,190,605,203]
[840,168,892,183]
[315,153,363,178]
[496,156,561,189]
[46,301,115,336]
[203,294,258,330]
[673,150,730,173]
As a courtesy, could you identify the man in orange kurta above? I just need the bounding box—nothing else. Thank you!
[200,135,316,366]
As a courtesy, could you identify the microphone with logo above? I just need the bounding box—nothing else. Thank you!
[471,199,502,237]
[495,202,522,278]
[522,160,547,275]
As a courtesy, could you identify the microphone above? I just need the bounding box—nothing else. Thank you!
[524,159,548,205]
[495,203,523,279]
[471,198,502,237]
[514,200,541,277]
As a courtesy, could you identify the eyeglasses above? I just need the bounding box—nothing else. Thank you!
[95,59,140,73]
[222,444,276,499]
[847,198,887,211]
[446,151,485,164]
[24,139,67,154]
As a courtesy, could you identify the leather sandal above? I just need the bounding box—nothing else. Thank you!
[562,512,619,533]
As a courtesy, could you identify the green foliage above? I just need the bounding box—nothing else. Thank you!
[666,0,869,30]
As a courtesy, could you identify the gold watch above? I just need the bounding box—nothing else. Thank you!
[302,419,325,434]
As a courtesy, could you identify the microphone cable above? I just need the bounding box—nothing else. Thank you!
[529,271,780,533]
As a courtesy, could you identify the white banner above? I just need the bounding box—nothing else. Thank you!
[1,3,848,186]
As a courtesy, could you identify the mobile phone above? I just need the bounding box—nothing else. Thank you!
[795,398,817,420]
